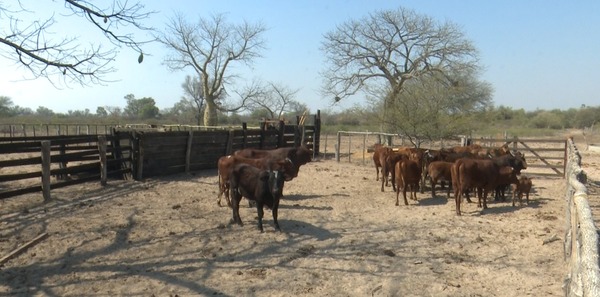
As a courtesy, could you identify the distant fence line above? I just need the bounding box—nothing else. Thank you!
[563,137,600,296]
[0,124,119,137]
[333,131,567,177]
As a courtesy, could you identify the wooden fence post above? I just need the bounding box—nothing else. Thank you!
[277,121,285,148]
[348,134,352,162]
[41,141,51,202]
[185,131,193,173]
[336,132,341,162]
[226,130,234,155]
[259,121,266,149]
[242,123,247,149]
[58,144,67,180]
[98,136,107,186]
[362,133,367,164]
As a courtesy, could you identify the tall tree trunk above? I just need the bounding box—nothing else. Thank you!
[204,99,218,126]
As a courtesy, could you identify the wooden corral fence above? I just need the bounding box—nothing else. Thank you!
[563,137,600,296]
[334,131,567,177]
[122,118,320,179]
[0,134,132,200]
[0,113,321,200]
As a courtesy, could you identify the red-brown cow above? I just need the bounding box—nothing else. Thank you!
[395,159,422,206]
[234,146,313,180]
[372,143,390,181]
[512,176,533,206]
[452,158,507,216]
[427,161,454,198]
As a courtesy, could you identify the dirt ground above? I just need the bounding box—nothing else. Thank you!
[1,140,599,296]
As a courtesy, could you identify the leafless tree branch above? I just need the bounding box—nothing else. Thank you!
[0,1,155,86]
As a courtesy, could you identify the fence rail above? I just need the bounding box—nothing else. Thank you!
[563,137,600,296]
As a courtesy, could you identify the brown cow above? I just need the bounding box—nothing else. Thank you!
[512,176,533,206]
[372,143,390,181]
[395,159,422,206]
[228,163,286,232]
[234,145,313,180]
[217,155,291,207]
[452,158,508,216]
[427,161,454,198]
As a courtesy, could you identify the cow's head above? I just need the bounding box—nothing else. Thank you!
[509,152,527,174]
[260,169,285,199]
[292,145,313,165]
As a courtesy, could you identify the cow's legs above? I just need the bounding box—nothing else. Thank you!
[402,185,409,205]
[256,201,265,232]
[272,199,281,231]
[230,191,243,226]
[430,177,437,197]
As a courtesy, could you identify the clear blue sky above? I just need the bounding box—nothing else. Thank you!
[1,0,598,114]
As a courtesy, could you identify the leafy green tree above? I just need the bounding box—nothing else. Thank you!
[0,96,14,116]
[96,107,108,117]
[36,106,55,117]
[383,72,492,146]
[573,106,600,128]
[124,94,159,119]
[529,111,563,129]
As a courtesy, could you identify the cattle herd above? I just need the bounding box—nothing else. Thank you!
[373,143,532,216]
[214,142,533,232]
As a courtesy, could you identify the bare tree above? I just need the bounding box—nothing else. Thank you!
[158,13,267,126]
[246,82,301,120]
[181,75,204,125]
[0,1,154,85]
[321,7,479,106]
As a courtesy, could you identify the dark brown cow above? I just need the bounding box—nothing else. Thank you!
[427,161,454,198]
[217,155,291,207]
[234,146,313,180]
[229,163,286,232]
[395,159,422,206]
[512,176,533,206]
[452,158,509,216]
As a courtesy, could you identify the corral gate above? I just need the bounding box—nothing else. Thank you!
[472,137,567,177]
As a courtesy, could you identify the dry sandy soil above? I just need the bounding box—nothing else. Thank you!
[1,140,599,296]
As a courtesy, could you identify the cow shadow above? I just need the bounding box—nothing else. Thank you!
[278,219,340,241]
[283,194,324,201]
[279,203,334,211]
[416,195,450,206]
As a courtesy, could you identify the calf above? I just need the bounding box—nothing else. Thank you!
[395,159,422,206]
[217,155,291,207]
[512,176,533,206]
[229,163,286,232]
[427,161,453,198]
[493,166,520,201]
